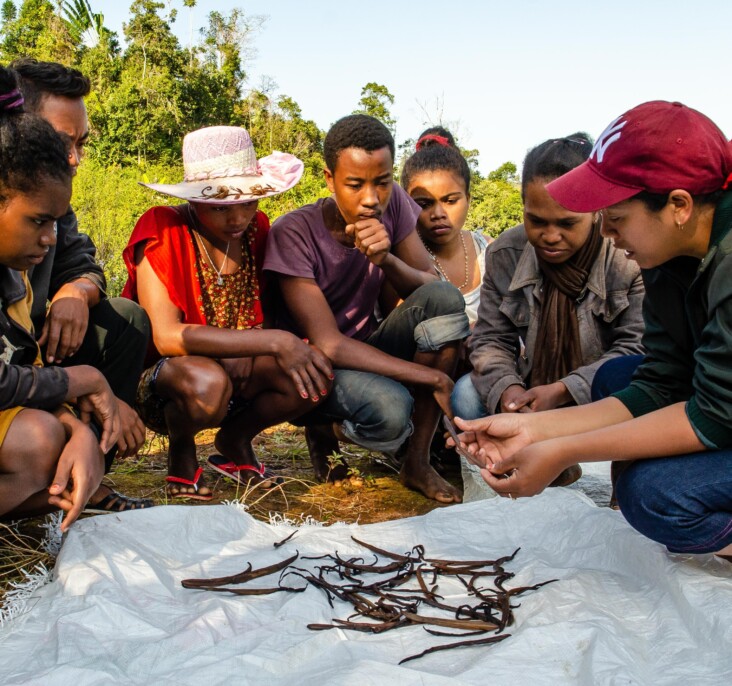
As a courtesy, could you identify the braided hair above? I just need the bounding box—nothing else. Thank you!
[0,65,71,205]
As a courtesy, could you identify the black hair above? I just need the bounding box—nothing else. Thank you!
[633,189,725,213]
[9,58,90,113]
[400,128,471,195]
[0,66,72,205]
[521,133,593,196]
[417,126,456,147]
[323,114,395,172]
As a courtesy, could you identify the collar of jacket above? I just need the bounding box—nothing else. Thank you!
[508,230,611,301]
[0,266,27,308]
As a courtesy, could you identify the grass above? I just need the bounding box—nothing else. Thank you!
[0,423,460,606]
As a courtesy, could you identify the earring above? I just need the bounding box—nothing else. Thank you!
[676,221,685,231]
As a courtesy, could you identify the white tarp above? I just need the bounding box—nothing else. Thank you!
[0,489,730,685]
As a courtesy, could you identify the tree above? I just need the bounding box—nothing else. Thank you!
[0,0,75,63]
[467,163,523,238]
[1,0,16,26]
[354,82,395,132]
[488,161,519,185]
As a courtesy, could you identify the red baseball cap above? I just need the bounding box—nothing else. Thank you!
[547,101,732,212]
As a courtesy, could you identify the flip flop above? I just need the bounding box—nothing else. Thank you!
[84,490,155,514]
[166,467,213,501]
[207,454,284,487]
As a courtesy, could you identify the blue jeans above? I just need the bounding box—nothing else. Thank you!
[299,282,470,453]
[451,373,488,420]
[594,356,732,554]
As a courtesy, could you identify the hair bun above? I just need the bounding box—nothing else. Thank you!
[415,133,450,151]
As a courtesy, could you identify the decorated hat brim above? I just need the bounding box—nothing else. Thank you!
[139,152,304,204]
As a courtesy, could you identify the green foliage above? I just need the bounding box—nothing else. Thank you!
[0,0,75,63]
[466,169,523,238]
[1,0,523,292]
[354,82,395,132]
[487,161,519,185]
[71,159,180,296]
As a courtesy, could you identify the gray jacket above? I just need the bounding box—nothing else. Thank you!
[469,224,645,412]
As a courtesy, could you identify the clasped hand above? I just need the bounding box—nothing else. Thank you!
[345,218,391,265]
[450,415,570,498]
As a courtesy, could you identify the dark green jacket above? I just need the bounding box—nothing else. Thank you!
[615,191,732,449]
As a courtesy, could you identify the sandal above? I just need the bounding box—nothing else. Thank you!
[166,467,213,501]
[84,490,155,514]
[207,454,284,488]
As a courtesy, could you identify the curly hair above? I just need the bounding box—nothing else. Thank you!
[323,114,395,172]
[401,127,471,194]
[9,58,90,113]
[521,133,593,196]
[0,66,72,205]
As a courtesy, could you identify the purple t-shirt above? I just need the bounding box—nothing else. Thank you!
[264,184,419,341]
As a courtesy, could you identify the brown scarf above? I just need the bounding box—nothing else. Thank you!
[531,218,603,387]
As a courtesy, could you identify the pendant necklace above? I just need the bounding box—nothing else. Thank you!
[188,206,231,286]
[422,231,470,290]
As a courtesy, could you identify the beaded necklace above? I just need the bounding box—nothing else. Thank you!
[422,230,470,290]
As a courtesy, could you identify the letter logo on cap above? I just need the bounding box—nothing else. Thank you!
[591,116,627,164]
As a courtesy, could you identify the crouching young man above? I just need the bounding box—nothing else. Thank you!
[264,114,470,503]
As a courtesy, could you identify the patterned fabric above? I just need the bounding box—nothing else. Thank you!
[122,205,269,336]
[192,227,261,330]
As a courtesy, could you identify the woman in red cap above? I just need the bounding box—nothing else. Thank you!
[452,101,732,558]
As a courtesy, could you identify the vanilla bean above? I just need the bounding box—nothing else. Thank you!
[399,633,511,664]
[181,552,299,589]
[273,531,298,548]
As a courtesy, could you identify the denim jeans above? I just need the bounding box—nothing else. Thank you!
[451,373,489,420]
[298,282,469,453]
[594,356,732,554]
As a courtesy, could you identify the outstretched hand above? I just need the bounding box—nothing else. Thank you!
[480,439,570,498]
[450,414,535,469]
[47,420,104,532]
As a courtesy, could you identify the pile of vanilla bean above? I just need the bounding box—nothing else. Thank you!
[182,533,555,664]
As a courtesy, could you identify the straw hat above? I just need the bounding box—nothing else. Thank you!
[141,126,304,203]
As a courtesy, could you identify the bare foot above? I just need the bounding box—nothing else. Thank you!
[165,466,212,501]
[399,462,462,503]
[305,424,349,482]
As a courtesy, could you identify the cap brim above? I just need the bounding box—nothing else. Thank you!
[546,161,641,212]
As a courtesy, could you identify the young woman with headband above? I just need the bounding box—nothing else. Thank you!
[454,103,732,558]
[401,127,488,325]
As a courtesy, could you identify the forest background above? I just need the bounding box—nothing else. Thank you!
[0,0,524,295]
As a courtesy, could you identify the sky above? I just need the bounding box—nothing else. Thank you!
[102,0,732,175]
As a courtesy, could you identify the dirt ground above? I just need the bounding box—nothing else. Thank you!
[1,425,462,602]
[109,424,459,524]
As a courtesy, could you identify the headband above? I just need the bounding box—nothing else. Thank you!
[0,89,24,110]
[416,134,450,151]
